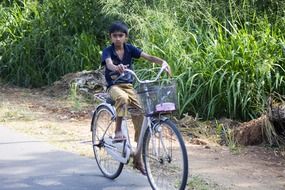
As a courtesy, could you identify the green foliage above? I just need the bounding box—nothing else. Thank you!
[0,0,106,87]
[188,175,219,190]
[68,82,81,110]
[97,0,285,121]
[1,0,285,121]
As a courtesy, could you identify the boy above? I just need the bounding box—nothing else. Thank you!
[101,21,171,175]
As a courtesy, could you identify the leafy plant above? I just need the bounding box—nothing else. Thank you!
[1,0,285,121]
[68,82,81,111]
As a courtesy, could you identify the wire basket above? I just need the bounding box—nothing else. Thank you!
[136,79,177,115]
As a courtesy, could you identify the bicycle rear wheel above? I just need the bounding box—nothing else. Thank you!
[91,105,124,179]
[143,118,188,190]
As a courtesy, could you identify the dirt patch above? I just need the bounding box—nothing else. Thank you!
[233,116,264,146]
[1,84,285,190]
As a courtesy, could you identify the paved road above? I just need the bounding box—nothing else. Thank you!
[0,126,150,190]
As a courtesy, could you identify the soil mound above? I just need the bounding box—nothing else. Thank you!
[43,69,106,97]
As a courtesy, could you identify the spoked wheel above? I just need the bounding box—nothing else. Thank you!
[143,119,188,190]
[91,105,124,179]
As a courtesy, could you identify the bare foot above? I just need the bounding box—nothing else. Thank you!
[113,131,126,142]
[133,158,146,176]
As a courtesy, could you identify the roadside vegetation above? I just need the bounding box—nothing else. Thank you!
[1,0,284,122]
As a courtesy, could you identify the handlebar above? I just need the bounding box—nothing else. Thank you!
[118,64,168,84]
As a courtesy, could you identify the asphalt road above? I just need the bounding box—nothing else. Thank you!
[0,126,150,190]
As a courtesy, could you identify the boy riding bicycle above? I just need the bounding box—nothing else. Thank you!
[101,21,171,175]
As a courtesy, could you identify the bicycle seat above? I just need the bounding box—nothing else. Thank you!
[94,93,115,105]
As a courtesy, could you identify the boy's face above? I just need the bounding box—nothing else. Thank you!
[110,31,127,47]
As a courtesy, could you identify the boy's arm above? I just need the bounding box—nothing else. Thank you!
[105,58,126,74]
[140,52,171,75]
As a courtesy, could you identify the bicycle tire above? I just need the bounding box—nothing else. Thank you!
[91,105,124,179]
[143,118,188,190]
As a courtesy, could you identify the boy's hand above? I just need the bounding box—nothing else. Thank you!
[115,64,127,74]
[162,61,172,76]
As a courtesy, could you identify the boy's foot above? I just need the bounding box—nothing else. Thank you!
[133,159,146,176]
[112,131,126,142]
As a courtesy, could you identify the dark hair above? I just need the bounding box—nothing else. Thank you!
[109,21,129,35]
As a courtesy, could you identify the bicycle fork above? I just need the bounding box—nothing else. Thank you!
[150,121,172,163]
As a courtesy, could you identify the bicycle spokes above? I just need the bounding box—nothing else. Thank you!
[143,120,188,190]
[92,106,124,179]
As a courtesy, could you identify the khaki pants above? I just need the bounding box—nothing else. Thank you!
[108,83,144,142]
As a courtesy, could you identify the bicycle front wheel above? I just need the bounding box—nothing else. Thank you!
[91,105,124,179]
[143,119,188,190]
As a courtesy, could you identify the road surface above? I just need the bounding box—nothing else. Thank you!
[0,126,150,190]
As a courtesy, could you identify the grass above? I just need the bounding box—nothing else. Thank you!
[0,101,35,122]
[215,120,241,154]
[1,0,285,123]
[188,175,220,190]
[66,82,95,113]
[223,127,241,154]
[68,82,82,111]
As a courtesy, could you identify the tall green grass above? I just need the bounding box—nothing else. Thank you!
[98,0,285,120]
[0,0,106,87]
[1,0,285,121]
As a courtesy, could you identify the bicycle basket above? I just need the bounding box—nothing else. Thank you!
[136,79,177,115]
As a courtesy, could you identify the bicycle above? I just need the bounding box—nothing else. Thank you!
[91,66,188,190]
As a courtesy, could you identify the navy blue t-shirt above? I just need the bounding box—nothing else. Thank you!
[101,43,142,88]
